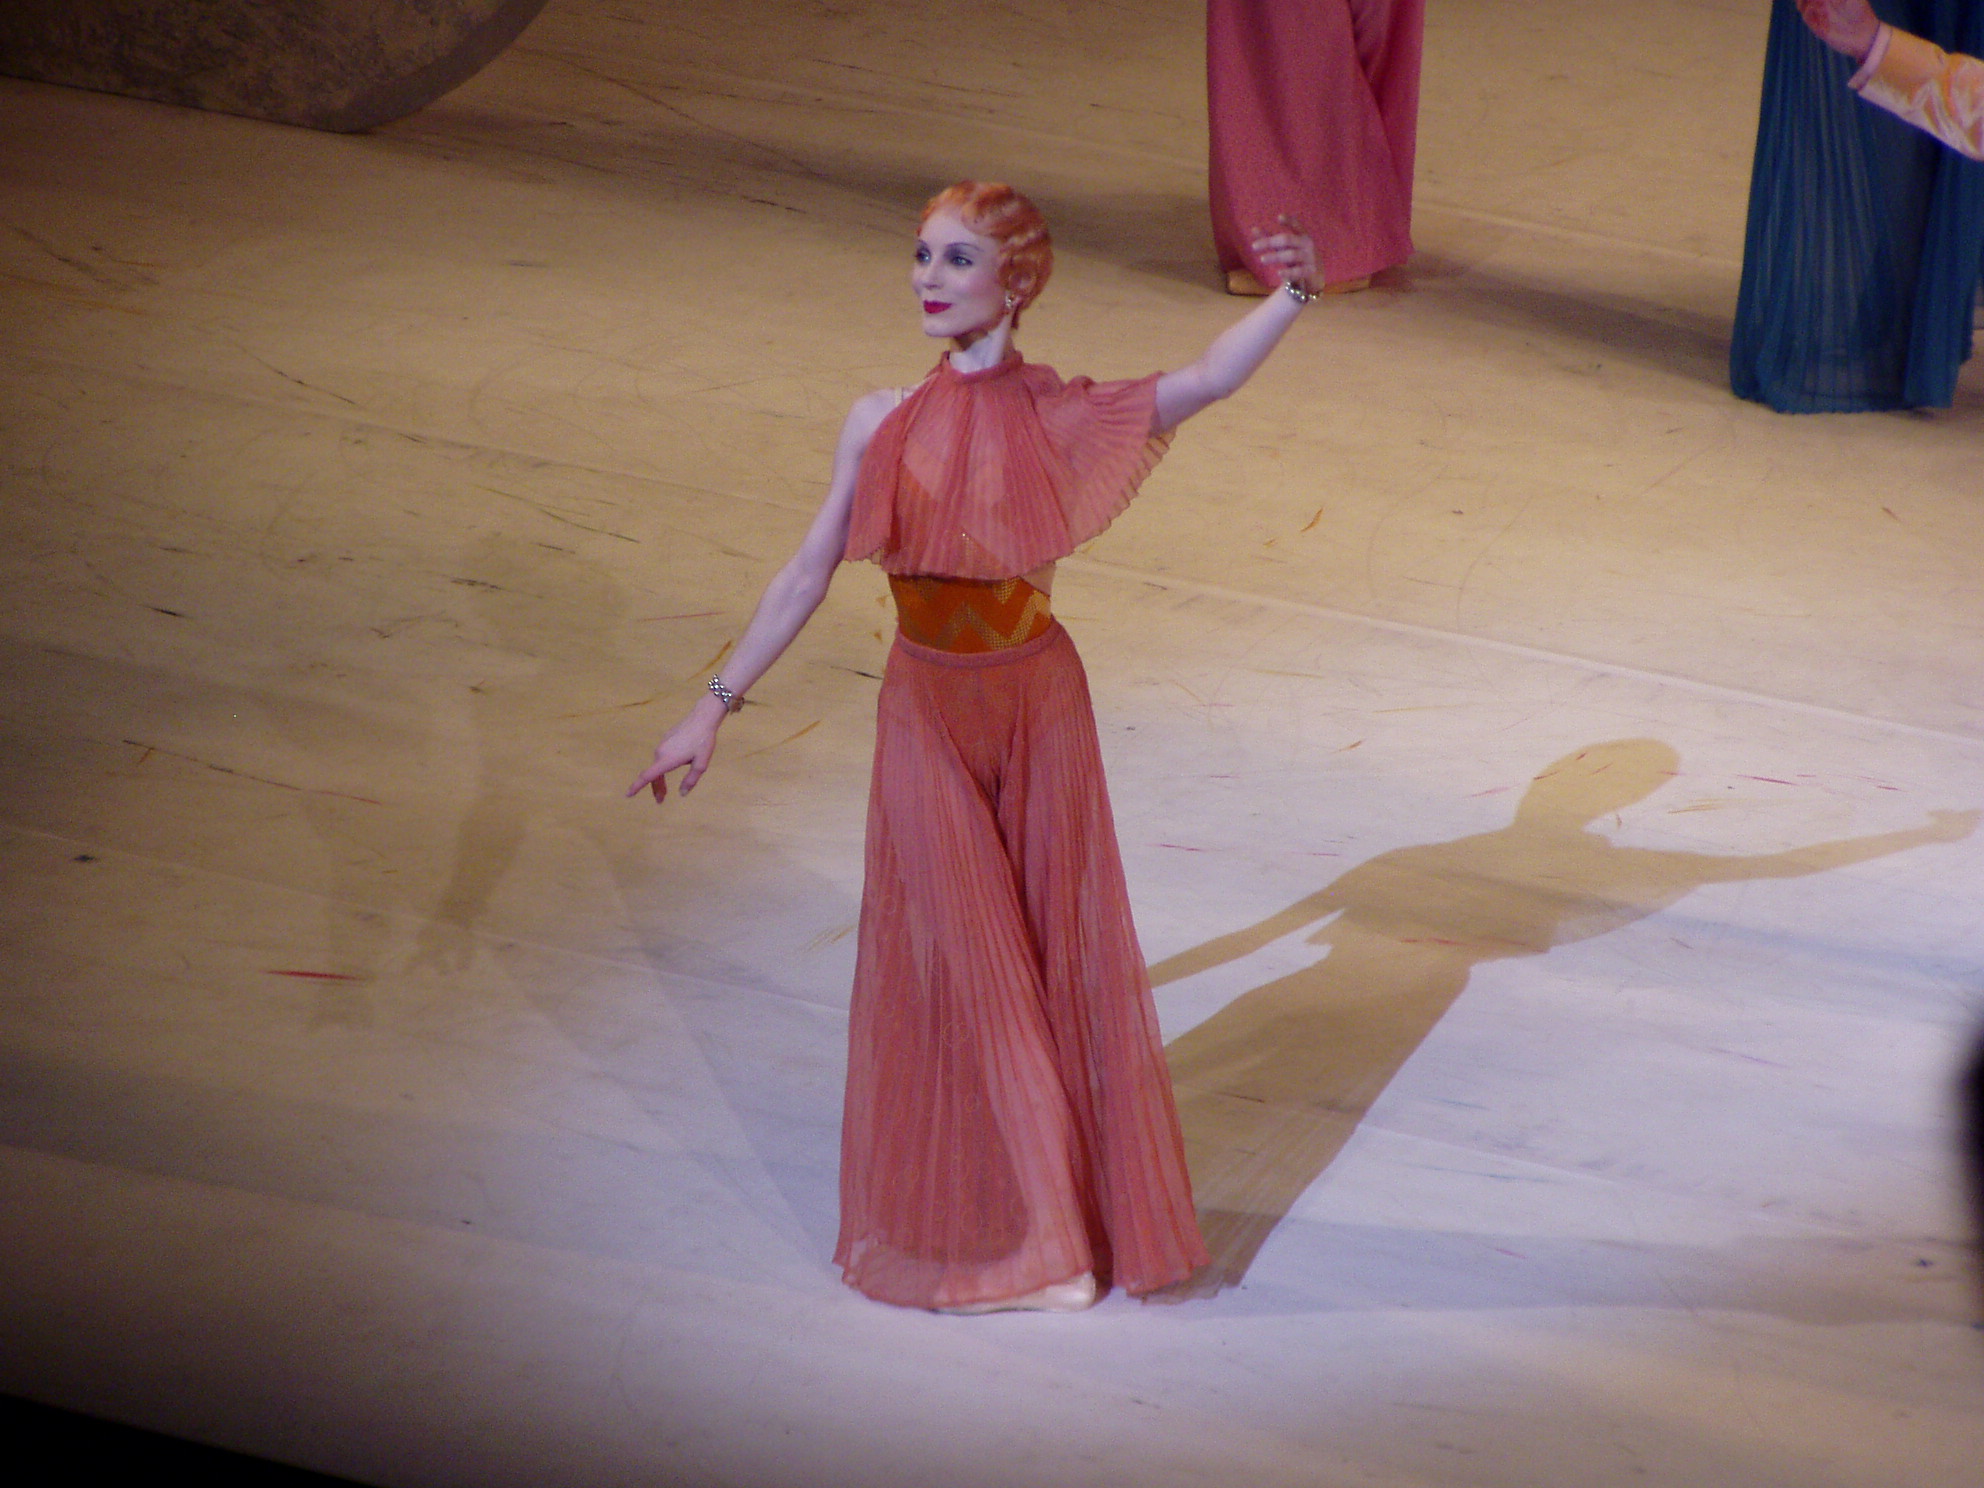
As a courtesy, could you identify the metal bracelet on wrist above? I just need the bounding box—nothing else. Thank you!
[1281,279,1316,306]
[708,675,743,713]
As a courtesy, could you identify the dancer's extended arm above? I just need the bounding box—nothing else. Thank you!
[627,388,896,801]
[1798,0,1984,159]
[1153,222,1320,431]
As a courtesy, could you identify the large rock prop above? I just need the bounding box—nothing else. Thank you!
[0,0,551,132]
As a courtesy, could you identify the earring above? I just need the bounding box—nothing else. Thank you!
[1004,291,1018,312]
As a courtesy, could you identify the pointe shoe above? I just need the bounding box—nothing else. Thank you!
[1323,275,1371,295]
[936,1272,1099,1315]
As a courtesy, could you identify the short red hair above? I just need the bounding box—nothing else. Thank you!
[921,181,1053,324]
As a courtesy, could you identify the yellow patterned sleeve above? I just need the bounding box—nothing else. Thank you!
[1851,25,1984,161]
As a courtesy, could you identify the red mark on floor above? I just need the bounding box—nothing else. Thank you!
[1737,775,1797,786]
[1714,1049,1788,1069]
[123,740,383,805]
[685,639,733,680]
[1157,843,1211,852]
[745,719,821,757]
[266,969,363,981]
[556,693,663,719]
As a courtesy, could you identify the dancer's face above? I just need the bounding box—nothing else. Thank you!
[912,209,1007,341]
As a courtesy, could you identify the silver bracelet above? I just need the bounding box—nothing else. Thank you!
[1281,279,1316,306]
[708,675,743,713]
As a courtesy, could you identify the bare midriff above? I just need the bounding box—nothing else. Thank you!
[889,564,1057,653]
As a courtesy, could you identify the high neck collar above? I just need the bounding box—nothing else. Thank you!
[939,346,1024,384]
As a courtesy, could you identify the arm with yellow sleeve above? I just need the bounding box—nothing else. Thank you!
[1848,23,1984,160]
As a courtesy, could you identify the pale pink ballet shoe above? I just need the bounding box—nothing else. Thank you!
[935,1272,1099,1315]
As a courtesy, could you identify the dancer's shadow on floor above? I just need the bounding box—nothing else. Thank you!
[1151,738,1976,1297]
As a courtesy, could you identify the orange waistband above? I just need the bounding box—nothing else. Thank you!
[889,574,1054,653]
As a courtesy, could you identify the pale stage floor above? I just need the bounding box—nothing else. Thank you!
[2,2,1982,1485]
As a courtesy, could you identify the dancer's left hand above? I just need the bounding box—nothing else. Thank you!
[1795,0,1880,59]
[1250,215,1318,295]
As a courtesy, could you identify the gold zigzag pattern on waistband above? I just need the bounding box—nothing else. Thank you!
[890,574,1055,652]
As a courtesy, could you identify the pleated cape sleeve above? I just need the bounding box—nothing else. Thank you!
[844,350,1173,578]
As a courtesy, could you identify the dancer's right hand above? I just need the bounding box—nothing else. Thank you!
[1795,0,1880,59]
[627,699,724,802]
[1249,214,1318,295]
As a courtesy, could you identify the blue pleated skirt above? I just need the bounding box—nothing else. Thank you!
[1732,0,1984,413]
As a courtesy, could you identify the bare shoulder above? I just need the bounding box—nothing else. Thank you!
[823,386,903,482]
[845,386,902,440]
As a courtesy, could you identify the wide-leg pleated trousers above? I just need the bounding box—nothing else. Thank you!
[1208,0,1424,285]
[835,623,1208,1308]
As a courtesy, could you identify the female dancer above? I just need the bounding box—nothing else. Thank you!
[630,182,1317,1312]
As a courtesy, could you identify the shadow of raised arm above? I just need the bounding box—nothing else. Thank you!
[1680,808,1979,884]
[1147,889,1343,986]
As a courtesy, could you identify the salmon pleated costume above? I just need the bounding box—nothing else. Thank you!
[836,350,1210,1307]
[1207,0,1424,286]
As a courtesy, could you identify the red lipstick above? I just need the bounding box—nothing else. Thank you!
[922,300,951,314]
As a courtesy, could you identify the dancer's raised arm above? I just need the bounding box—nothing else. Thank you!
[627,387,896,802]
[1154,220,1319,431]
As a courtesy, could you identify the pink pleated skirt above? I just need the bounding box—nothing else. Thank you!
[1208,0,1424,284]
[835,623,1209,1307]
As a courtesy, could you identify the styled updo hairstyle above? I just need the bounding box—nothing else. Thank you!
[921,180,1053,326]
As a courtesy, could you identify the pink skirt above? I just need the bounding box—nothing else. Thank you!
[1208,0,1424,284]
[835,623,1208,1307]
